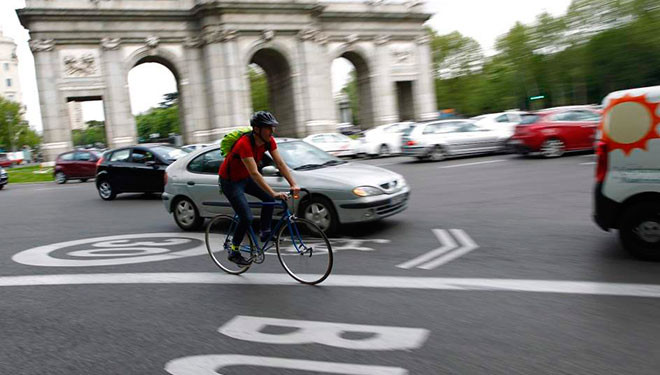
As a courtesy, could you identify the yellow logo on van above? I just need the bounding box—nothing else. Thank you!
[601,94,660,155]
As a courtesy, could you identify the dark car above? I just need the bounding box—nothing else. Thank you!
[54,150,101,184]
[509,106,601,158]
[0,166,8,190]
[95,144,189,200]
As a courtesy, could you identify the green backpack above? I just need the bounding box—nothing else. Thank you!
[220,127,253,157]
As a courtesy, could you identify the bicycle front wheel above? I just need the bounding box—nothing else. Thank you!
[276,217,333,285]
[205,214,253,275]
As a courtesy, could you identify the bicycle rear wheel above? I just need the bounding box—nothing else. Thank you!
[205,214,253,275]
[275,217,333,285]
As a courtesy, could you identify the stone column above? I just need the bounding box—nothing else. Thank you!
[372,34,399,125]
[182,36,212,143]
[222,29,250,127]
[30,39,71,162]
[202,28,232,138]
[413,34,438,121]
[296,27,337,136]
[100,37,136,148]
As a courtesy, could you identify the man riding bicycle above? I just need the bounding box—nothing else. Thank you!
[219,111,300,266]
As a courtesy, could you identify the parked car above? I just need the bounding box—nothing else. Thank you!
[0,152,22,168]
[162,139,410,235]
[54,150,101,184]
[594,85,660,260]
[95,144,189,200]
[182,143,210,153]
[510,107,601,158]
[401,120,509,161]
[471,111,524,136]
[0,166,7,190]
[358,122,416,157]
[303,133,360,158]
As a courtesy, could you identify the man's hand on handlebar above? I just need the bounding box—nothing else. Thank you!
[273,191,289,200]
[290,185,301,199]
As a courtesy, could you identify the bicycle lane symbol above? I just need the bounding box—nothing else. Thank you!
[165,315,429,374]
[12,233,391,267]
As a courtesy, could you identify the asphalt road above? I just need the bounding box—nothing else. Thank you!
[2,152,660,374]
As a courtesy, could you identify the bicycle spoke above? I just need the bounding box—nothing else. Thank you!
[276,218,333,285]
[205,215,253,274]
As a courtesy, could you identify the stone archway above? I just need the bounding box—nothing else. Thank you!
[248,47,298,137]
[336,49,376,129]
[18,1,437,161]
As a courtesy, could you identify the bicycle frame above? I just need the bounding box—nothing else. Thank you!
[229,195,309,258]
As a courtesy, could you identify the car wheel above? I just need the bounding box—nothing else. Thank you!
[97,179,117,201]
[379,144,391,157]
[55,172,67,184]
[0,184,4,190]
[428,145,446,162]
[540,138,565,158]
[299,196,339,236]
[80,178,88,183]
[174,197,204,231]
[620,201,660,261]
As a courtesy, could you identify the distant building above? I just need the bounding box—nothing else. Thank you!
[0,30,22,104]
[67,101,85,130]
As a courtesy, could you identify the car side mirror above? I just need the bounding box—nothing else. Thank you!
[262,166,280,176]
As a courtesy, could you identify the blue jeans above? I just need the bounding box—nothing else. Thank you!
[220,177,275,247]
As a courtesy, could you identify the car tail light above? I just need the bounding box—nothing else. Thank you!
[164,172,168,186]
[406,140,417,146]
[96,156,104,167]
[595,141,608,183]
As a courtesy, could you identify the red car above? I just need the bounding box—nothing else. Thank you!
[0,153,21,167]
[510,106,601,157]
[54,150,101,184]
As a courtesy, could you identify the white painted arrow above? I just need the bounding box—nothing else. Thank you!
[396,229,456,269]
[418,229,479,269]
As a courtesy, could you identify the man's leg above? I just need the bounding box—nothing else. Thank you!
[244,178,275,240]
[220,178,252,247]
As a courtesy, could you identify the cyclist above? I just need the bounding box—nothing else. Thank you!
[219,111,300,266]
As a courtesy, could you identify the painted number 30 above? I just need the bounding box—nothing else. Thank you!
[165,316,430,374]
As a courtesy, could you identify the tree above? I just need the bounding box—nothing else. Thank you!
[340,70,360,126]
[0,96,40,151]
[159,92,179,108]
[249,64,270,112]
[428,28,484,79]
[72,121,106,146]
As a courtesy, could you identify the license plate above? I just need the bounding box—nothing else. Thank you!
[391,194,406,205]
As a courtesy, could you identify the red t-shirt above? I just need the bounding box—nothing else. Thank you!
[219,134,277,181]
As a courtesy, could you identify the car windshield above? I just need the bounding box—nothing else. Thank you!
[520,114,539,125]
[150,146,190,161]
[277,141,347,170]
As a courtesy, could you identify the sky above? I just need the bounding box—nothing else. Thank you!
[0,0,573,133]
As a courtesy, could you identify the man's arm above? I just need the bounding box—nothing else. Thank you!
[270,148,300,195]
[240,156,281,197]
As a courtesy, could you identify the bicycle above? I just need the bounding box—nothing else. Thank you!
[204,188,333,285]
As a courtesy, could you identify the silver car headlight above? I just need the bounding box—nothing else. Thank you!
[352,186,384,197]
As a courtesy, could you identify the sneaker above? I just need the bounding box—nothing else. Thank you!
[228,250,251,266]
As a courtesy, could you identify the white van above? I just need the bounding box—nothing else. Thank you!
[594,85,660,259]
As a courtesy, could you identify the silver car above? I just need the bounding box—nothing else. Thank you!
[401,120,509,161]
[162,139,410,235]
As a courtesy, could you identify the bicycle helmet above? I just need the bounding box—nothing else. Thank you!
[250,111,279,128]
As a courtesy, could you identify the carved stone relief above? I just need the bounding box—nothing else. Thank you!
[62,53,98,77]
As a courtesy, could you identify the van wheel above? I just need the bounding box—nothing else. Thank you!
[619,201,660,260]
[379,144,391,157]
[540,138,565,158]
[299,196,339,237]
[173,197,204,231]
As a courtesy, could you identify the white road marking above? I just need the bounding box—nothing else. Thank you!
[419,230,479,270]
[580,162,596,165]
[165,355,408,375]
[4,273,660,298]
[12,233,388,267]
[397,229,479,270]
[219,316,429,350]
[438,159,507,169]
[396,229,456,269]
